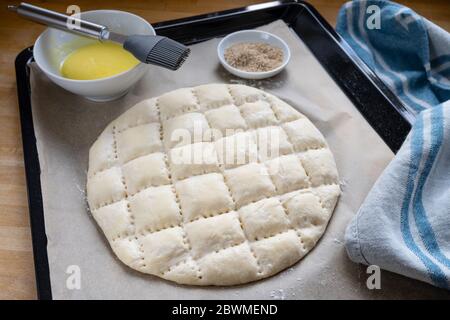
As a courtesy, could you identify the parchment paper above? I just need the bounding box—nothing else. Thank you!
[29,20,448,299]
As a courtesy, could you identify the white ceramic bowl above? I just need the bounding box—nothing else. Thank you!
[34,10,155,101]
[217,30,290,80]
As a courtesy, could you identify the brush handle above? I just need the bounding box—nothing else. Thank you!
[10,2,108,40]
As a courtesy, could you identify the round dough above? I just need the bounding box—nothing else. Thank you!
[86,84,340,286]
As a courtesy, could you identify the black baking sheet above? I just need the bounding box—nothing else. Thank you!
[14,0,412,300]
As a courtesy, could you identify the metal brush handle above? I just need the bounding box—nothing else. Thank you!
[8,2,109,40]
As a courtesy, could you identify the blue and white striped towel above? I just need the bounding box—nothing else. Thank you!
[336,0,450,289]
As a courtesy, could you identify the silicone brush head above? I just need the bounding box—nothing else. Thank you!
[123,35,190,70]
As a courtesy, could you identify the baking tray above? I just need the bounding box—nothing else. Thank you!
[14,0,412,300]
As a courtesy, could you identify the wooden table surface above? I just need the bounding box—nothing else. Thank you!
[1,0,449,300]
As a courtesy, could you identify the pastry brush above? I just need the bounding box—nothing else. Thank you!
[9,2,190,70]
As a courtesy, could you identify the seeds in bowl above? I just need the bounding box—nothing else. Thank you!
[224,42,284,72]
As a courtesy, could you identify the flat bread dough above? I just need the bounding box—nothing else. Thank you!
[86,84,340,286]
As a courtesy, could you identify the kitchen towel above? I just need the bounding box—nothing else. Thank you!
[337,0,450,289]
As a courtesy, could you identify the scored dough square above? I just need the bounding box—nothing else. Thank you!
[163,112,210,149]
[194,84,234,110]
[300,149,339,187]
[281,192,326,230]
[163,257,201,285]
[266,94,303,122]
[238,198,290,241]
[197,243,259,285]
[310,184,341,214]
[122,152,170,194]
[168,142,220,181]
[93,200,133,241]
[140,226,189,274]
[116,123,162,163]
[205,105,247,135]
[184,211,245,258]
[265,154,309,193]
[87,166,126,209]
[239,100,278,128]
[175,173,234,222]
[158,88,200,120]
[224,163,276,207]
[282,118,326,152]
[111,237,143,269]
[215,132,258,169]
[114,98,159,132]
[255,126,293,161]
[228,84,265,105]
[129,185,181,233]
[297,225,326,250]
[252,230,305,275]
[88,127,117,176]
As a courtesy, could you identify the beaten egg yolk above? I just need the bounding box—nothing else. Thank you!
[60,42,139,80]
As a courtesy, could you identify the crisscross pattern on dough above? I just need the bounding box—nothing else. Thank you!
[87,84,340,286]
